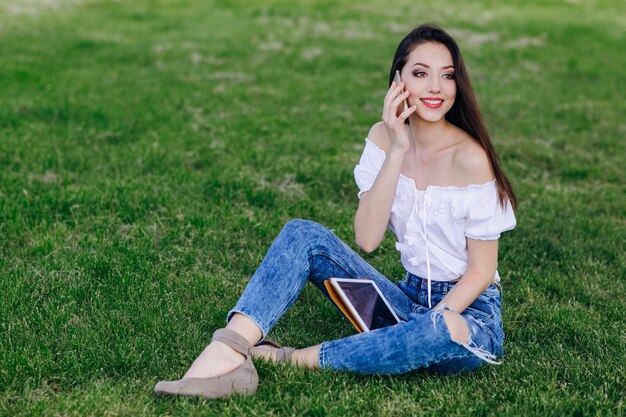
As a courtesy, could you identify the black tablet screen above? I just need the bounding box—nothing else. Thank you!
[336,281,399,330]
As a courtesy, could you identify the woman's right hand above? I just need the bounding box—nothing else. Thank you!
[382,81,416,155]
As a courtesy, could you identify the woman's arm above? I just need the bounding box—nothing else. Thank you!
[353,130,405,253]
[354,81,416,253]
[437,137,499,311]
[434,238,499,312]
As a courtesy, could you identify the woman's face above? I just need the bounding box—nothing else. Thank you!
[400,42,456,123]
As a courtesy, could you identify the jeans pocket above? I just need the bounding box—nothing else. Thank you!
[397,273,420,303]
[397,272,412,286]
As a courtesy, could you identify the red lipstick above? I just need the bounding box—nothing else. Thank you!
[420,97,444,109]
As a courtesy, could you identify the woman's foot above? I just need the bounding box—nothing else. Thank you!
[154,328,258,398]
[250,343,321,369]
[250,344,295,364]
[183,340,246,379]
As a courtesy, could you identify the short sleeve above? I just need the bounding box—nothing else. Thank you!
[353,139,386,199]
[465,184,516,240]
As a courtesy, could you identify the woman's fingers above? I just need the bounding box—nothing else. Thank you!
[382,82,413,136]
[390,90,410,115]
[384,90,409,120]
[398,105,417,121]
[384,81,405,106]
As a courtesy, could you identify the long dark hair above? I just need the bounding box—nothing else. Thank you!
[389,23,518,210]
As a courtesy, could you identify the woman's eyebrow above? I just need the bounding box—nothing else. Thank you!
[411,62,454,69]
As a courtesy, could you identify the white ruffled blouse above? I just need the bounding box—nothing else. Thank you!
[354,139,516,306]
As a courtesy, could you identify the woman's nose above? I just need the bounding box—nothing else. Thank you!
[428,78,441,93]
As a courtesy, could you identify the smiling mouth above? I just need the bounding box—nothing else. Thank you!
[420,98,444,109]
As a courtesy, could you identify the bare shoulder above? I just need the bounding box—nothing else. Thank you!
[366,122,390,154]
[453,132,494,185]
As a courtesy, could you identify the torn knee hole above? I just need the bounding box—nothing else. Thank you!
[441,310,470,345]
[432,305,502,365]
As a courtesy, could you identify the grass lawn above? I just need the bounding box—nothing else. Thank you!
[0,0,624,415]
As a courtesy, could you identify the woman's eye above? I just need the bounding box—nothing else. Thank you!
[443,73,456,80]
[413,71,427,78]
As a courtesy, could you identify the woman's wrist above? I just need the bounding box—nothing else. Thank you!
[387,146,407,160]
[435,273,492,313]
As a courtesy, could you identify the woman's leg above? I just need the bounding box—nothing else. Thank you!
[185,219,414,377]
[317,283,504,375]
[228,219,415,336]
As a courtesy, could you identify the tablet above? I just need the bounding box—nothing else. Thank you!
[325,278,401,332]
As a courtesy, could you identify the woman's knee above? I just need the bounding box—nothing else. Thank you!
[441,310,470,345]
[281,219,333,242]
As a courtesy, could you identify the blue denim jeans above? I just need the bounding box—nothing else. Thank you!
[228,219,504,375]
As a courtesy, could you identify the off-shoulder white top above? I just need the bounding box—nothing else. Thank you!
[354,139,516,306]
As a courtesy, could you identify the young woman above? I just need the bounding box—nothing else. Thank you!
[155,23,517,399]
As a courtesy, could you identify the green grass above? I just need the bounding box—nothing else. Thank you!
[0,0,624,415]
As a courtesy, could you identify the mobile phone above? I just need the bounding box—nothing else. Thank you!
[394,70,409,112]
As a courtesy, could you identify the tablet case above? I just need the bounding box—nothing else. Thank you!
[324,279,366,333]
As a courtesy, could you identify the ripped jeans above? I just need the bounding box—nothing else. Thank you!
[228,219,504,375]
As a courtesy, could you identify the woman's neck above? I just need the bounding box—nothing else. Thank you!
[407,118,451,152]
